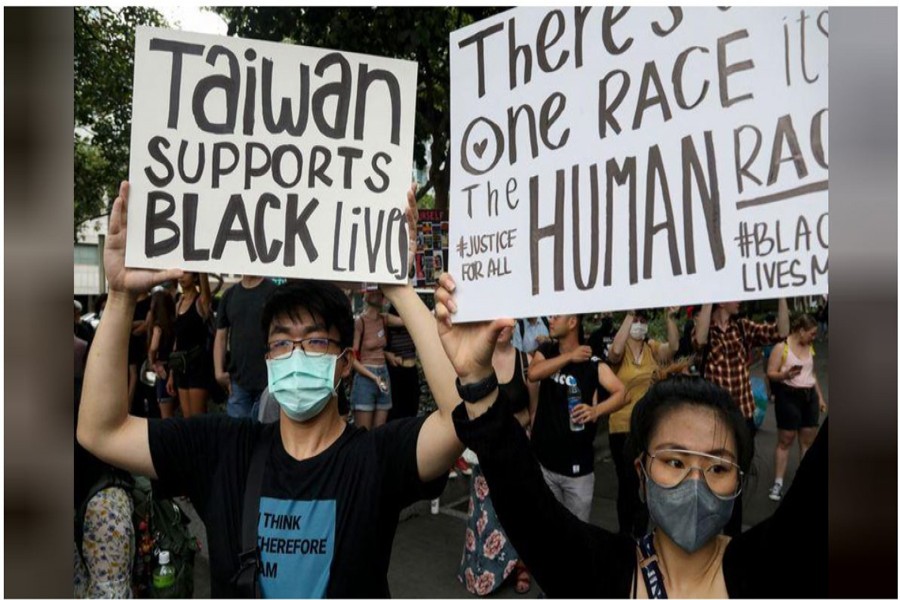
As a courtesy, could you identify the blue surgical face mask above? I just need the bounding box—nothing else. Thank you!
[266,351,345,422]
[641,467,735,554]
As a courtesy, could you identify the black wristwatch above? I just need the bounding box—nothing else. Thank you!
[455,371,499,403]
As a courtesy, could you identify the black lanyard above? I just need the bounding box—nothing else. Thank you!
[637,533,668,599]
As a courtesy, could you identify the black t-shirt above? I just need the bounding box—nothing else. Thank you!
[148,414,446,598]
[216,280,277,391]
[530,342,605,477]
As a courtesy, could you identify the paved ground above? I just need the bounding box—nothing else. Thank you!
[182,344,829,597]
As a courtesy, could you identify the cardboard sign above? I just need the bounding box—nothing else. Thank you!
[414,210,450,288]
[126,27,418,284]
[449,7,828,321]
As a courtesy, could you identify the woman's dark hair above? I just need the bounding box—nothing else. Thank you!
[628,364,754,473]
[261,280,354,349]
[147,291,176,353]
[150,291,176,334]
[791,313,818,332]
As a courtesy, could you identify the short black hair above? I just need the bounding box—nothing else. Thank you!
[628,375,754,473]
[261,281,354,349]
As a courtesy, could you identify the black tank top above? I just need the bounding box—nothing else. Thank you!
[499,349,530,414]
[174,296,207,351]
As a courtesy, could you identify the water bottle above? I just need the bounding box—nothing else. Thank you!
[567,380,584,432]
[151,550,176,598]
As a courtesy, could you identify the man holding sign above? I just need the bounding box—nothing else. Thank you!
[78,25,475,598]
[78,182,471,598]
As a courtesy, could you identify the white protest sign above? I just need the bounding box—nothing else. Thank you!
[449,7,828,322]
[126,27,417,284]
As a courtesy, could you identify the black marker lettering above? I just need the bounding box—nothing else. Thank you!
[148,38,204,129]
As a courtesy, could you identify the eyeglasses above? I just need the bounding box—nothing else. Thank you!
[644,449,744,499]
[267,338,343,360]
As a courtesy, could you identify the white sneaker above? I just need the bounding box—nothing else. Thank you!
[768,482,783,501]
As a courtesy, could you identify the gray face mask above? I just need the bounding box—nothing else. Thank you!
[642,472,735,554]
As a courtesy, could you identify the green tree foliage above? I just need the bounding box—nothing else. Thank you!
[213,6,506,210]
[74,6,166,239]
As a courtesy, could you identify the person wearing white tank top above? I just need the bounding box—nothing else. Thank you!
[765,314,827,501]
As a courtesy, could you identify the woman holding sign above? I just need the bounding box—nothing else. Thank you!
[433,273,826,599]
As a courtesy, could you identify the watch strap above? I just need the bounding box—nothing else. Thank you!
[455,371,499,403]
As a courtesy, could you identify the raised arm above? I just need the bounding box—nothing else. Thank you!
[197,273,212,319]
[435,275,634,598]
[607,312,633,365]
[693,303,713,347]
[656,306,681,362]
[381,184,483,481]
[776,297,790,338]
[76,182,182,478]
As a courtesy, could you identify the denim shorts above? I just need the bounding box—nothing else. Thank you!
[350,365,392,412]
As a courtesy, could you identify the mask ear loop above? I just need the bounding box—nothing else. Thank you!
[330,349,351,398]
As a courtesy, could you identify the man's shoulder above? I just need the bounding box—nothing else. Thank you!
[536,340,558,357]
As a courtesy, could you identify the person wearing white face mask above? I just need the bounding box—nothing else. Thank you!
[78,181,470,598]
[605,308,680,538]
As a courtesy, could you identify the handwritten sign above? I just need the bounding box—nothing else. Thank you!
[449,7,828,321]
[126,27,418,284]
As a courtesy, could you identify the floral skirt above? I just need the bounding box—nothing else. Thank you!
[73,486,134,599]
[457,463,520,596]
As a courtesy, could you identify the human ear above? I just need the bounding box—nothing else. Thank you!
[337,351,353,379]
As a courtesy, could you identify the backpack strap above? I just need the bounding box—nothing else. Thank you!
[232,429,274,598]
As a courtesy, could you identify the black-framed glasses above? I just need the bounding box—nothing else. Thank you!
[644,449,744,500]
[267,338,342,360]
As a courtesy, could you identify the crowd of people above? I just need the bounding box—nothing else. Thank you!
[74,180,828,598]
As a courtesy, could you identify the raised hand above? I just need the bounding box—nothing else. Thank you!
[667,306,680,318]
[434,273,514,382]
[105,181,183,297]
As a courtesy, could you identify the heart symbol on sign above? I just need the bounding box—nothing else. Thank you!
[473,139,488,158]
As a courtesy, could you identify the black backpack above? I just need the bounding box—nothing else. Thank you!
[131,477,197,598]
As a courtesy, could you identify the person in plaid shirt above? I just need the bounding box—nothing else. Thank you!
[692,297,789,536]
[693,299,789,427]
